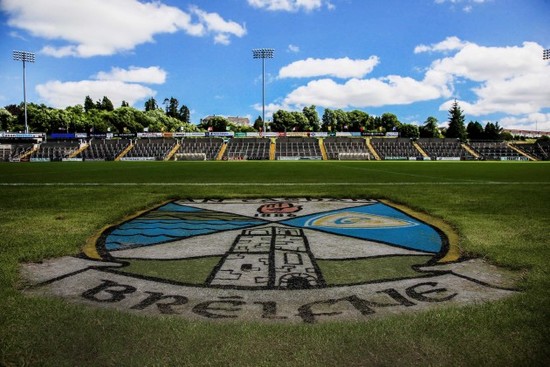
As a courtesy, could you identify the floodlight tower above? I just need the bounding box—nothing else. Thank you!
[544,49,550,60]
[252,48,274,135]
[13,50,35,134]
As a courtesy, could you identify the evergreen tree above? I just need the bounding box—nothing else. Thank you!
[84,96,95,113]
[466,121,484,140]
[445,100,467,141]
[100,96,114,112]
[253,115,263,131]
[144,97,158,111]
[163,97,179,118]
[178,105,190,123]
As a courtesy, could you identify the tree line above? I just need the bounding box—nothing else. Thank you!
[0,96,516,141]
[266,101,511,141]
[0,96,198,134]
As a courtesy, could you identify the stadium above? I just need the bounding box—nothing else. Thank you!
[1,1,550,366]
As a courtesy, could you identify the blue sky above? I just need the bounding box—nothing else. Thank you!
[1,0,549,131]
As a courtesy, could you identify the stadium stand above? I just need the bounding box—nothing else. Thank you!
[78,139,131,161]
[176,138,223,160]
[223,138,270,160]
[122,138,177,161]
[370,138,423,160]
[275,137,322,160]
[9,143,35,161]
[323,137,370,160]
[30,141,80,161]
[468,141,528,161]
[417,138,474,160]
[0,144,11,161]
[511,142,549,161]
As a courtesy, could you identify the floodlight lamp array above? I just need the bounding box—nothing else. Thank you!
[544,49,550,60]
[13,50,35,63]
[252,48,274,59]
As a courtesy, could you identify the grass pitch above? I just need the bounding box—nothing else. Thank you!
[0,161,549,366]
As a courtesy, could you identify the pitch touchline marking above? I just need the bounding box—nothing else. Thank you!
[1,182,549,186]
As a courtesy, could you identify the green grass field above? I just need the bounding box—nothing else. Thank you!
[1,161,549,366]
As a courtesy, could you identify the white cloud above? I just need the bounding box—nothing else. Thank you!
[434,0,490,12]
[190,6,247,44]
[36,66,167,108]
[287,44,300,53]
[247,0,328,12]
[36,80,155,108]
[1,0,246,58]
[414,36,470,54]
[94,66,166,84]
[282,76,444,109]
[434,41,550,116]
[271,38,550,130]
[279,57,380,79]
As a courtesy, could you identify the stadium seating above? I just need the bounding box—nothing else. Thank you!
[78,139,131,161]
[223,138,270,160]
[177,138,223,160]
[275,137,322,160]
[511,142,549,161]
[323,137,370,160]
[370,138,422,160]
[468,141,527,161]
[30,141,80,161]
[416,138,474,160]
[123,138,176,160]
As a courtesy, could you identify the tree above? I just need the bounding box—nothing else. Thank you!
[291,111,308,131]
[100,96,114,112]
[484,122,503,140]
[302,105,320,131]
[179,105,190,123]
[84,96,95,113]
[121,100,129,107]
[347,110,370,131]
[445,100,467,141]
[321,108,337,132]
[398,124,420,139]
[332,109,349,131]
[0,108,16,131]
[380,113,401,132]
[144,97,158,112]
[199,116,228,132]
[163,97,179,118]
[466,121,484,140]
[272,110,295,132]
[420,116,440,138]
[253,115,263,131]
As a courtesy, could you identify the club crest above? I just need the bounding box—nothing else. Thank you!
[22,198,520,323]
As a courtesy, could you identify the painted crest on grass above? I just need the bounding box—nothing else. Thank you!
[22,198,520,323]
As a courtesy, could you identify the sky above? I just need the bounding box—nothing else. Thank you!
[0,0,549,131]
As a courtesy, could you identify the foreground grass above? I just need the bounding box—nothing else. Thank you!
[0,162,549,366]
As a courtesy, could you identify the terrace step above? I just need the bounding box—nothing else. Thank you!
[507,143,537,161]
[461,143,480,159]
[68,143,89,158]
[269,138,276,160]
[165,142,181,161]
[115,142,134,161]
[319,138,328,160]
[366,138,381,161]
[412,141,429,158]
[216,142,227,161]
